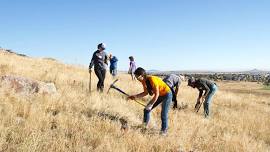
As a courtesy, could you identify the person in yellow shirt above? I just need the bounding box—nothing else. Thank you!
[128,67,172,135]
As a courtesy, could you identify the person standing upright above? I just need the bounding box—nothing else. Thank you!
[128,56,136,80]
[89,43,108,92]
[109,54,118,78]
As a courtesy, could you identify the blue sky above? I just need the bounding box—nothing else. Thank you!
[0,0,269,71]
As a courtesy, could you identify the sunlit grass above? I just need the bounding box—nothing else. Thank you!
[263,85,270,90]
[0,50,270,152]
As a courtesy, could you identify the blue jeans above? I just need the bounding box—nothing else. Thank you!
[143,92,172,132]
[204,84,218,118]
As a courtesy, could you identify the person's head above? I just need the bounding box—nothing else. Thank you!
[134,67,147,82]
[129,56,134,61]
[187,77,196,88]
[179,74,186,81]
[109,53,112,59]
[97,43,106,51]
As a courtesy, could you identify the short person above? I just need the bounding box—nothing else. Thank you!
[128,56,136,80]
[109,54,118,77]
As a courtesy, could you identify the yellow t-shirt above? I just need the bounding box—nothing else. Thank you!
[146,76,171,96]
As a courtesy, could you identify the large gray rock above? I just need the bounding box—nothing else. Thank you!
[0,75,57,95]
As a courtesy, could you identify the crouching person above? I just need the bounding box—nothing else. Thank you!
[128,67,172,135]
[187,77,218,118]
[163,74,181,109]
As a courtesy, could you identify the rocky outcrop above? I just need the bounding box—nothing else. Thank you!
[0,75,57,95]
[0,48,28,57]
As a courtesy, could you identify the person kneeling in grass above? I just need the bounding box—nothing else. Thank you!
[127,67,172,135]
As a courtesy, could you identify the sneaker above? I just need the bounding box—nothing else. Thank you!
[159,130,167,136]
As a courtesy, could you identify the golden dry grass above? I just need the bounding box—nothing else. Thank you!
[0,51,270,152]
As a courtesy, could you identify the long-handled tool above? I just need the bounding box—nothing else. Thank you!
[107,79,146,107]
[89,71,92,93]
[195,98,205,113]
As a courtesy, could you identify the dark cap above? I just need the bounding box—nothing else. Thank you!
[134,67,146,77]
[187,77,195,86]
[97,43,106,50]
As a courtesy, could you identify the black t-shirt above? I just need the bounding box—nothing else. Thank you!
[194,78,216,97]
[89,50,108,70]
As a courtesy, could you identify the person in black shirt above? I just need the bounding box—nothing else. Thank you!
[187,77,218,118]
[89,43,108,92]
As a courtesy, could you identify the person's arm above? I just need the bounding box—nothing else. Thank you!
[89,52,95,71]
[201,82,210,98]
[134,91,148,98]
[104,53,108,65]
[145,84,159,110]
[175,87,179,97]
[175,79,181,97]
[148,84,159,105]
[198,89,203,101]
[194,88,204,109]
[128,82,148,100]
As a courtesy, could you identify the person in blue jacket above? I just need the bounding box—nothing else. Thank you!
[109,54,118,77]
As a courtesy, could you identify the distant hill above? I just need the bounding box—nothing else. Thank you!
[0,48,58,61]
[147,69,160,73]
[148,69,270,75]
[0,48,28,57]
[243,69,270,75]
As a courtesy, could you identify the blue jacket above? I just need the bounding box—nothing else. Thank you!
[110,56,118,69]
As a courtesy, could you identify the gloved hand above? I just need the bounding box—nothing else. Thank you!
[145,103,153,111]
[202,95,206,101]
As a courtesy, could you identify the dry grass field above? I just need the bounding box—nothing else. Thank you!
[0,51,269,152]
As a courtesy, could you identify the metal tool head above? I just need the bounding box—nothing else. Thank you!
[107,79,119,94]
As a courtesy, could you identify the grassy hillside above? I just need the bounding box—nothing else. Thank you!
[0,50,269,152]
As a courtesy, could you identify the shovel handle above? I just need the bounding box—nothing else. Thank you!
[134,100,146,107]
[89,72,92,93]
[195,99,204,113]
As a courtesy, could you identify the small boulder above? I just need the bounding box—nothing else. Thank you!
[0,75,57,95]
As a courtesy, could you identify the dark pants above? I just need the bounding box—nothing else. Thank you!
[94,68,106,92]
[170,88,177,108]
[110,68,117,77]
